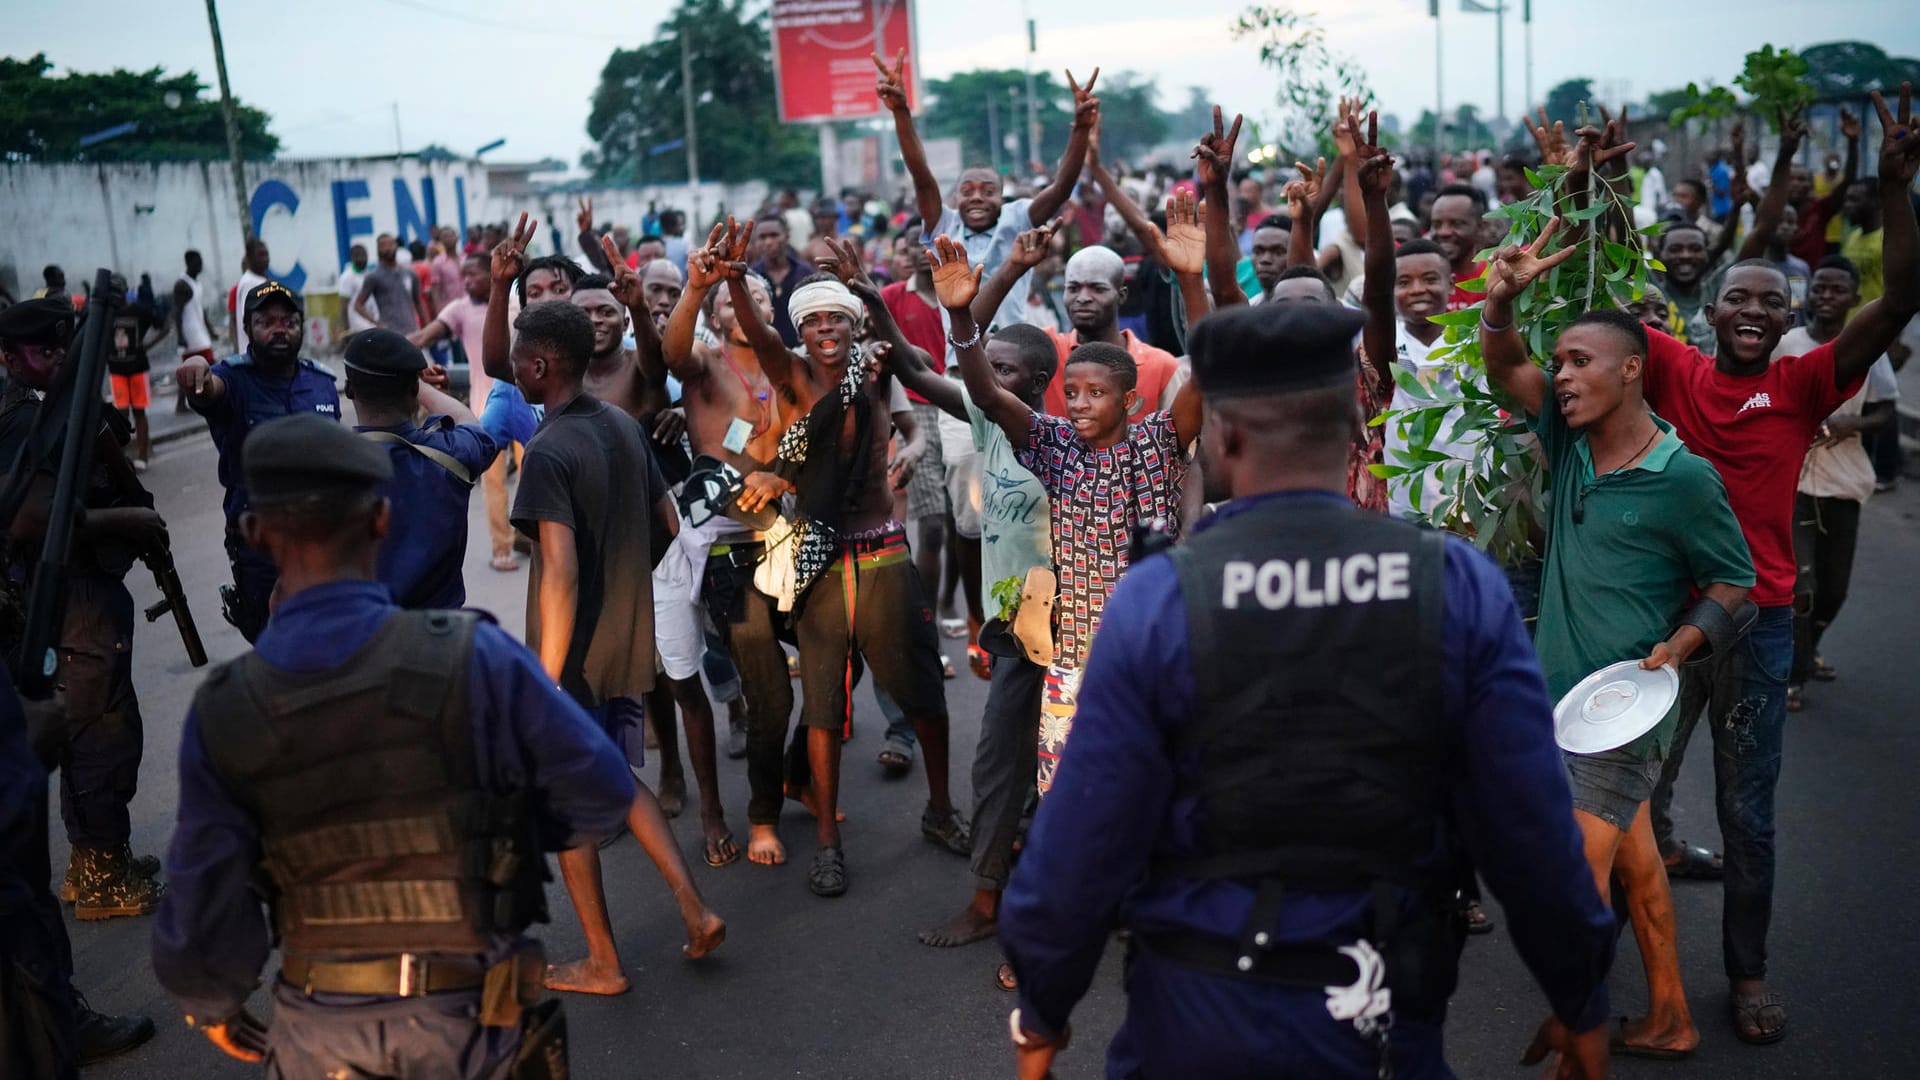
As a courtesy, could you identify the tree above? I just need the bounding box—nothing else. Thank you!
[1408,105,1497,154]
[1231,6,1372,160]
[0,53,277,162]
[1172,85,1218,144]
[1800,41,1920,100]
[1090,72,1172,163]
[1540,78,1595,129]
[921,70,1071,171]
[584,0,817,189]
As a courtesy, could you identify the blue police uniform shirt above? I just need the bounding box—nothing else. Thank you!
[358,415,499,609]
[999,491,1615,1079]
[191,350,342,525]
[151,580,636,1025]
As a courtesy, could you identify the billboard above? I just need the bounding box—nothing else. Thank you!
[771,0,918,124]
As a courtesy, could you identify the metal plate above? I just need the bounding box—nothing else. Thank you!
[1553,660,1680,754]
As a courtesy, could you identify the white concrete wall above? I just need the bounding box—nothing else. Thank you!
[476,180,773,252]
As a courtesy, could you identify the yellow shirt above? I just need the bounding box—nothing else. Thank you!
[1841,225,1884,312]
[1815,171,1844,243]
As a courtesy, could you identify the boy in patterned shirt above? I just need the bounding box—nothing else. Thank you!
[930,236,1202,792]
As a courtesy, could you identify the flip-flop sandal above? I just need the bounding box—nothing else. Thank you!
[1786,685,1805,712]
[922,807,973,856]
[1609,1017,1695,1060]
[968,644,991,680]
[1731,989,1788,1045]
[704,833,741,867]
[877,748,912,776]
[1464,901,1495,935]
[808,847,848,898]
[940,618,968,639]
[940,654,956,679]
[1010,568,1057,667]
[996,962,1018,992]
[1664,842,1724,881]
[490,553,521,572]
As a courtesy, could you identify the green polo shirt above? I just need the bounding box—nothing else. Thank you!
[1531,398,1754,758]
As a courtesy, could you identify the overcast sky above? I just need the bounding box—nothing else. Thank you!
[12,0,1915,170]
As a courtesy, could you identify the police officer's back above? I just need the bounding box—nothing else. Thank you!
[151,414,636,1078]
[998,304,1616,1079]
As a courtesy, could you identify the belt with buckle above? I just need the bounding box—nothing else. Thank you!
[281,953,489,997]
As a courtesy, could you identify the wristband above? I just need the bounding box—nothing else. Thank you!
[1479,312,1514,334]
[948,325,984,351]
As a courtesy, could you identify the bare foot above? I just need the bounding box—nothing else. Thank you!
[747,824,786,866]
[657,772,687,819]
[682,909,727,960]
[1616,1014,1699,1056]
[786,782,846,823]
[543,957,630,996]
[918,905,997,947]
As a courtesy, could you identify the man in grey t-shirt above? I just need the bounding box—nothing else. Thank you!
[353,232,426,334]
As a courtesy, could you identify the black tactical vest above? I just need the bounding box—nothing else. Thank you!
[1160,497,1452,890]
[195,610,546,959]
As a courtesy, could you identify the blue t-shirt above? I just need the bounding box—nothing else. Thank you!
[360,415,499,609]
[192,351,342,524]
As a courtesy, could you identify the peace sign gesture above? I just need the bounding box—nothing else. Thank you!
[1193,105,1243,189]
[576,196,595,237]
[872,48,910,114]
[1286,157,1329,220]
[602,235,645,310]
[1006,217,1064,273]
[1067,67,1101,131]
[491,212,539,286]
[1485,216,1579,304]
[1872,82,1920,183]
[1525,107,1575,168]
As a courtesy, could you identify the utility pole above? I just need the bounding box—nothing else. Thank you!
[1495,0,1506,123]
[202,0,251,243]
[1431,0,1445,159]
[1523,0,1533,112]
[391,102,404,156]
[1023,10,1039,172]
[679,27,703,230]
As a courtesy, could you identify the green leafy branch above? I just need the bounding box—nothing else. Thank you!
[990,576,1024,623]
[1669,45,1818,131]
[1372,155,1664,567]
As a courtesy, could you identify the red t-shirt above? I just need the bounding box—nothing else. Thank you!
[880,280,946,404]
[1641,329,1863,607]
[1448,260,1487,312]
[1043,328,1180,421]
[1790,203,1833,267]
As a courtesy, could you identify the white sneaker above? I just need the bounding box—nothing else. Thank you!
[131,458,149,473]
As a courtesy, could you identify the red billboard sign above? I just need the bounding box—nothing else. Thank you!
[771,0,918,124]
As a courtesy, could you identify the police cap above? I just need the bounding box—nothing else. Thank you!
[1189,302,1365,399]
[242,280,304,319]
[243,413,392,507]
[0,298,79,348]
[342,328,427,377]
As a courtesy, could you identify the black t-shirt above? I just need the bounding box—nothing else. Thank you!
[511,393,668,708]
[108,307,153,376]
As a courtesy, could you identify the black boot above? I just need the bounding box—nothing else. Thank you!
[75,993,155,1065]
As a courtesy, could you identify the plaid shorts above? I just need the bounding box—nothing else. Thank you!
[904,401,949,522]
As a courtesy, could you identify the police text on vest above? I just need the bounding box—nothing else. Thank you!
[1220,553,1411,609]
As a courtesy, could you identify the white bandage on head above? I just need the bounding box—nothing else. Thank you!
[788,279,863,327]
[1065,244,1125,287]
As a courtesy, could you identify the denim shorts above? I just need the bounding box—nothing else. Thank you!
[1564,744,1662,832]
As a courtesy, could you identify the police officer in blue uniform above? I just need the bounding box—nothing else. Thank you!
[342,328,498,608]
[151,413,637,1078]
[177,281,342,641]
[998,303,1617,1079]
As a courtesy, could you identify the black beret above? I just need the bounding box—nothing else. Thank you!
[342,328,427,377]
[242,280,303,319]
[1189,302,1364,398]
[0,298,79,347]
[243,413,391,506]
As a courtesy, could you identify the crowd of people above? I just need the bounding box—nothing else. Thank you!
[1,50,1916,1080]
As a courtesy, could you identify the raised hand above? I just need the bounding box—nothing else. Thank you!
[686,220,731,290]
[1067,67,1101,131]
[491,212,538,286]
[1159,190,1205,276]
[1527,106,1575,167]
[1840,106,1861,142]
[817,235,877,297]
[1006,217,1063,272]
[1193,105,1243,189]
[1730,120,1747,175]
[872,48,910,113]
[1486,216,1579,303]
[603,235,646,309]
[1293,156,1330,205]
[1871,83,1920,183]
[719,215,753,264]
[928,235,983,310]
[576,196,594,237]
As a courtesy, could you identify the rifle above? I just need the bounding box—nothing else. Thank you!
[140,538,206,667]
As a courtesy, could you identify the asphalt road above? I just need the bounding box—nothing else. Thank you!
[64,419,1920,1080]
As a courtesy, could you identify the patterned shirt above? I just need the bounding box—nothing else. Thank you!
[1017,410,1188,669]
[1348,348,1391,513]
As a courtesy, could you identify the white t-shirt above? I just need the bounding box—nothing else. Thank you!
[1776,327,1900,502]
[1383,322,1481,521]
[230,270,270,344]
[338,265,377,332]
[177,274,212,352]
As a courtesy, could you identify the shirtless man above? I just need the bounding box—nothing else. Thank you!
[724,228,969,897]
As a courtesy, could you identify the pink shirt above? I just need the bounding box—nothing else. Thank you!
[429,254,464,314]
[435,296,493,406]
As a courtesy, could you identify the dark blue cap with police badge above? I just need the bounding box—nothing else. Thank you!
[243,413,392,508]
[242,280,303,319]
[0,298,80,347]
[342,328,427,377]
[1188,302,1365,398]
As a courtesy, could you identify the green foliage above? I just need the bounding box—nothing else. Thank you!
[1541,79,1596,130]
[0,53,278,162]
[1232,6,1372,160]
[1734,46,1818,128]
[1376,160,1662,567]
[990,576,1025,623]
[1408,106,1497,153]
[1668,82,1740,127]
[1798,41,1920,100]
[584,0,818,188]
[922,69,1071,171]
